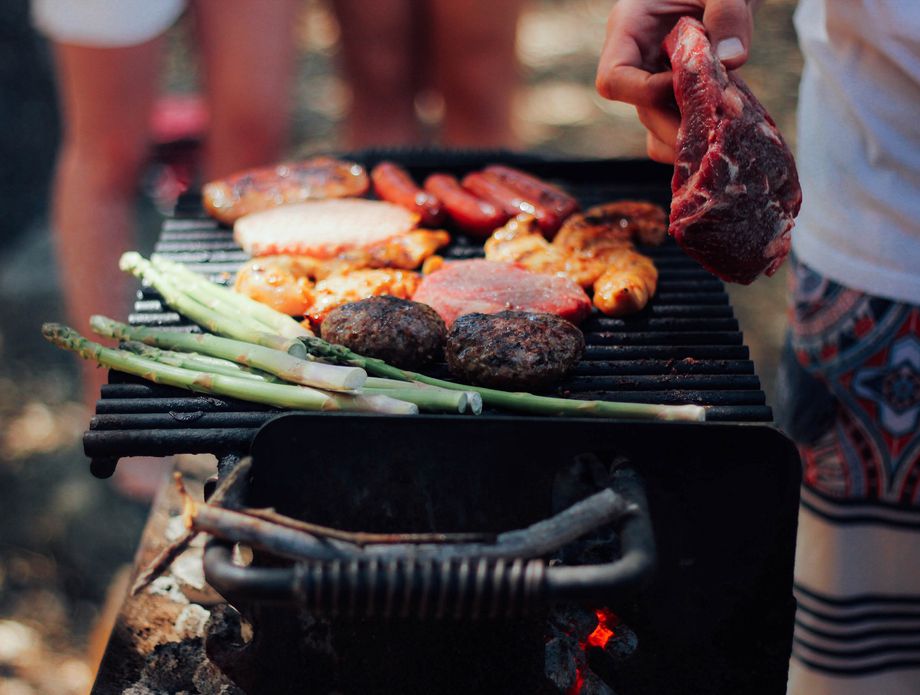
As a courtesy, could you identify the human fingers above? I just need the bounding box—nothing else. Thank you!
[646,131,676,164]
[595,2,675,108]
[636,105,680,151]
[702,0,755,69]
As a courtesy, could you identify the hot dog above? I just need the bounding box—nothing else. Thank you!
[482,165,580,224]
[462,171,564,237]
[371,161,446,228]
[424,173,509,238]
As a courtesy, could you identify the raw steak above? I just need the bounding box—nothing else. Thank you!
[663,17,801,284]
[412,259,592,327]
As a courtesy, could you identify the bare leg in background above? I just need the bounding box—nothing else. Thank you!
[50,38,165,414]
[333,0,423,149]
[192,0,301,179]
[430,0,523,148]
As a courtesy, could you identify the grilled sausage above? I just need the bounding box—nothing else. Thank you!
[462,171,563,237]
[424,173,509,238]
[202,156,369,225]
[483,165,580,225]
[371,161,446,227]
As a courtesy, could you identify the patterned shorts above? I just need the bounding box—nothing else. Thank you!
[780,257,920,506]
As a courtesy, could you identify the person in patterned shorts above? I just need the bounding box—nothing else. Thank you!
[594,0,920,692]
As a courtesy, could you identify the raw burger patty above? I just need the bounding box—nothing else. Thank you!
[412,259,592,327]
[233,199,419,258]
[321,296,446,369]
[446,311,584,390]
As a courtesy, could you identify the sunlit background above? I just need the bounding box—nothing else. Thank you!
[0,1,801,691]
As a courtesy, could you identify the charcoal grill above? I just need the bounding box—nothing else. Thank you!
[85,154,772,476]
[82,152,801,695]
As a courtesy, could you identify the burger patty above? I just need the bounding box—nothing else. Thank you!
[446,311,584,391]
[320,296,447,369]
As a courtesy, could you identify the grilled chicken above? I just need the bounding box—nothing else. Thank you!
[350,230,451,269]
[484,215,606,289]
[233,229,448,320]
[554,201,668,251]
[233,256,317,316]
[307,269,421,326]
[593,251,658,317]
[551,202,663,317]
[485,210,660,317]
[203,156,370,225]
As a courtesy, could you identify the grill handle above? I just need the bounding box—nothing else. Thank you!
[203,468,655,618]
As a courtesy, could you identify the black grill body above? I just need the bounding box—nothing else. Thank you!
[206,414,800,695]
[82,152,801,694]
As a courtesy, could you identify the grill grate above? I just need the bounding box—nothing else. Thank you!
[86,155,773,471]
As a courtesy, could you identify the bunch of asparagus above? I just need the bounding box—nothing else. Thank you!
[42,251,705,422]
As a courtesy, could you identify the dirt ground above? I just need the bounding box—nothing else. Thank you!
[0,1,801,692]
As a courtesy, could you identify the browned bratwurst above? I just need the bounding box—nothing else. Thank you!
[446,311,584,391]
[320,296,447,369]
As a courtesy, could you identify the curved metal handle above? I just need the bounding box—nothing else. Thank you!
[203,468,656,618]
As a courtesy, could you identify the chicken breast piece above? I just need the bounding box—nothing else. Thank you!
[554,200,668,254]
[307,269,421,326]
[592,250,658,317]
[484,215,606,289]
[233,199,420,258]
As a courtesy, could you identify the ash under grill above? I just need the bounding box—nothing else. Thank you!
[85,155,772,473]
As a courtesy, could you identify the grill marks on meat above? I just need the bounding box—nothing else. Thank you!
[203,156,369,225]
[555,201,667,249]
[446,311,584,390]
[484,215,607,289]
[663,17,801,284]
[412,259,592,327]
[307,269,420,326]
[232,231,447,320]
[484,208,662,317]
[232,199,420,258]
[321,296,446,369]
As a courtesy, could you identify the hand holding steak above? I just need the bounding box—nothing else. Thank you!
[663,17,801,284]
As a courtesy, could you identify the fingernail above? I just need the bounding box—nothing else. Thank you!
[716,37,745,61]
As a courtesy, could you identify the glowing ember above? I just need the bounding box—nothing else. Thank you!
[586,608,618,649]
[567,668,585,695]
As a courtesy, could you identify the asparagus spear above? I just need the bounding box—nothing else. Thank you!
[150,255,312,339]
[121,341,476,414]
[90,315,366,392]
[301,336,707,422]
[43,323,417,414]
[120,341,283,382]
[120,252,307,358]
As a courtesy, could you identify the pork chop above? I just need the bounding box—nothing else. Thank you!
[412,259,592,327]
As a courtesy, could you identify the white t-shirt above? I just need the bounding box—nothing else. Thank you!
[793,0,920,304]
